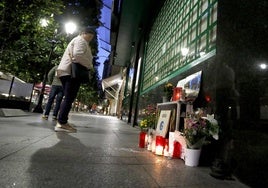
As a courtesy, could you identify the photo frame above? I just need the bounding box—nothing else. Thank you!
[156,110,171,137]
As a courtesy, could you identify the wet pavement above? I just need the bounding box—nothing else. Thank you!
[0,112,249,187]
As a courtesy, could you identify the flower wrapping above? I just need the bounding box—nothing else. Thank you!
[184,109,219,149]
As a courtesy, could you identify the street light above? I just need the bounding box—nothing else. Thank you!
[259,63,267,70]
[65,21,77,35]
[33,21,77,113]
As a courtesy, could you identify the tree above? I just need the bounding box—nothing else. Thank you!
[0,0,65,82]
[0,0,102,103]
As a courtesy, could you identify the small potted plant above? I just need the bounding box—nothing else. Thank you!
[183,108,219,166]
[139,105,157,148]
[163,82,174,102]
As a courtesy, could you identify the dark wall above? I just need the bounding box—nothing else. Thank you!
[215,0,268,187]
[217,0,268,125]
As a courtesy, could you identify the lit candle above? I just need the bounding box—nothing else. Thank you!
[155,146,164,155]
[147,134,152,150]
[164,138,169,157]
[151,139,156,152]
[155,136,164,155]
[172,87,182,101]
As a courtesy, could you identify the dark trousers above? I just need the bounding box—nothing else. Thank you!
[58,75,81,124]
[44,85,64,117]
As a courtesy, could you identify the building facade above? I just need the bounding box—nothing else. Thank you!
[110,1,268,187]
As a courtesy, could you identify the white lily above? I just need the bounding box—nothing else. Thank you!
[202,114,219,140]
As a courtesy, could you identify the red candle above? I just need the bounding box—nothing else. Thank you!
[172,87,182,101]
[155,136,165,155]
[173,141,182,158]
[139,132,147,148]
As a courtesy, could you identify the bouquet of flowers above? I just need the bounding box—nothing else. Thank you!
[139,105,157,131]
[184,109,219,149]
[164,82,173,99]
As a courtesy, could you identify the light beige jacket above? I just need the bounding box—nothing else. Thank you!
[57,35,93,77]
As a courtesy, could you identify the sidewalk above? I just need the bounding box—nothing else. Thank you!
[0,112,249,188]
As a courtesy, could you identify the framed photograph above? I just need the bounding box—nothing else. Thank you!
[156,110,171,137]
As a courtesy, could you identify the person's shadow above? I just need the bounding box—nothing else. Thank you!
[27,133,91,187]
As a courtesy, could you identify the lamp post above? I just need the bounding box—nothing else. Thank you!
[33,38,57,113]
[33,21,77,113]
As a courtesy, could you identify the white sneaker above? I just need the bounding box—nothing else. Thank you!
[42,115,48,120]
[55,122,77,133]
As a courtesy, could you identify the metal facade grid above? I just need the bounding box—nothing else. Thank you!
[141,0,217,93]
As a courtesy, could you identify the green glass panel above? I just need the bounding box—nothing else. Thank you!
[141,0,218,94]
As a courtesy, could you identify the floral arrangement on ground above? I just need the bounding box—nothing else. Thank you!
[184,108,219,149]
[139,104,157,131]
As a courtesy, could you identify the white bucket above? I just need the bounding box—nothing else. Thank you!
[185,148,201,167]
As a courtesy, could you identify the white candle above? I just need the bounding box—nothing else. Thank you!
[155,146,163,155]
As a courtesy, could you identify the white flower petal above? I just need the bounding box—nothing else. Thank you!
[212,134,219,140]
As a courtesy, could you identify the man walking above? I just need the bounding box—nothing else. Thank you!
[42,65,64,120]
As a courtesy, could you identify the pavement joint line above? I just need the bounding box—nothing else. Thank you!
[140,158,161,187]
[0,133,54,161]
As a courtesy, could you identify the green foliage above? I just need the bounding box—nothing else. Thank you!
[139,105,157,131]
[0,0,102,84]
[0,0,65,82]
[77,82,98,107]
[0,0,102,105]
[164,82,173,98]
